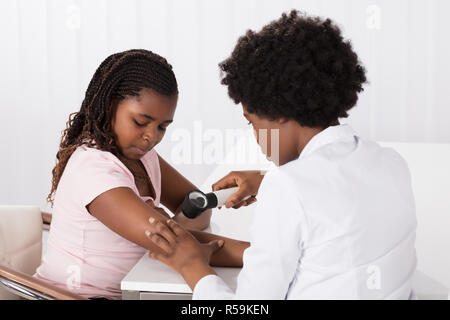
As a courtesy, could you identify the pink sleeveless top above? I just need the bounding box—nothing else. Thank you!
[34,145,161,299]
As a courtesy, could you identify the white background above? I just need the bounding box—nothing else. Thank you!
[0,0,449,290]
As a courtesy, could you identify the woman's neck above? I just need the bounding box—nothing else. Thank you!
[294,120,340,160]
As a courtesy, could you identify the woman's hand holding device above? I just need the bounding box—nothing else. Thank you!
[212,170,266,209]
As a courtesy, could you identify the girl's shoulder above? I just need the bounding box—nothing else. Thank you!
[68,144,159,174]
[68,144,127,173]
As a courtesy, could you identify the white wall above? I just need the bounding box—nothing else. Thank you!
[1,0,449,210]
[0,0,449,286]
[0,0,450,207]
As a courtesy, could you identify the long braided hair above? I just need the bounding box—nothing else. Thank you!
[47,49,178,207]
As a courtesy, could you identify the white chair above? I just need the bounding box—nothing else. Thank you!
[0,205,85,300]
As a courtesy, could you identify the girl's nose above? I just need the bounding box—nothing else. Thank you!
[143,125,160,143]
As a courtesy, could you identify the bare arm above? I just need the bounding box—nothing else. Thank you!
[86,186,249,266]
[189,230,249,267]
[86,187,174,254]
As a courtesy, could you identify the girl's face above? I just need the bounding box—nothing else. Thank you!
[243,105,302,166]
[112,88,177,160]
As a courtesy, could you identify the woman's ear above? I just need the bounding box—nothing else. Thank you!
[277,117,290,125]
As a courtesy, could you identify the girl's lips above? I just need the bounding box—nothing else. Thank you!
[131,147,148,155]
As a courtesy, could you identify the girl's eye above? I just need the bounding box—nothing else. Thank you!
[134,119,146,127]
[158,126,167,131]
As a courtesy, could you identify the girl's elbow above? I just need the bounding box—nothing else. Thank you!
[172,210,210,231]
[198,209,212,230]
[183,209,212,231]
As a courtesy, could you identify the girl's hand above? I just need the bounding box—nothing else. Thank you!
[145,218,224,275]
[212,170,266,209]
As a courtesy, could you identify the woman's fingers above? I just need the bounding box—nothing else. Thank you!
[166,219,187,237]
[212,172,238,191]
[212,171,260,209]
[225,190,246,208]
[221,195,258,209]
[145,230,173,254]
[148,217,177,244]
[228,192,257,209]
[145,218,189,257]
[147,250,170,265]
[244,196,257,206]
[230,196,256,209]
[231,200,246,209]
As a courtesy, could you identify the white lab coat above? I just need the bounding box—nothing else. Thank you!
[193,124,417,299]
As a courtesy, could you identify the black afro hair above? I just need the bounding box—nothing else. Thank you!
[219,10,367,127]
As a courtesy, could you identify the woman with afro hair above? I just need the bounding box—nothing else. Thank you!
[145,10,417,299]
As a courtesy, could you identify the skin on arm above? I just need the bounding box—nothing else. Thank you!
[86,187,175,255]
[86,186,249,265]
[188,230,249,267]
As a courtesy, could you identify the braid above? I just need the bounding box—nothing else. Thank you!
[47,49,178,207]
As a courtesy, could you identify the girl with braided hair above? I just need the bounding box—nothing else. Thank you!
[34,49,248,299]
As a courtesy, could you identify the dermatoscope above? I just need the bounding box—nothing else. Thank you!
[181,187,252,219]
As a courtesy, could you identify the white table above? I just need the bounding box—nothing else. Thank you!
[121,205,254,300]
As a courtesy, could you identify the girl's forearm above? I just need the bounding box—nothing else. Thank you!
[189,230,250,267]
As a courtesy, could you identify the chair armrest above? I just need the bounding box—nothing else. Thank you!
[41,211,52,231]
[0,264,87,300]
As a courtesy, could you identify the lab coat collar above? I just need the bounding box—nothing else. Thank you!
[299,124,357,159]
